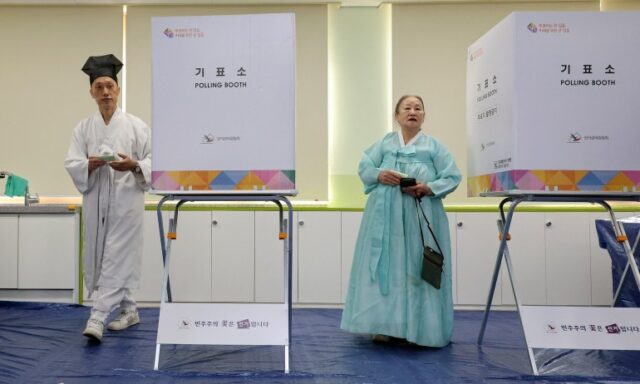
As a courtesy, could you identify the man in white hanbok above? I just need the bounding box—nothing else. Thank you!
[65,54,151,342]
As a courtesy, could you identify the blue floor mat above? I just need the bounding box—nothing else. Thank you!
[1,301,639,383]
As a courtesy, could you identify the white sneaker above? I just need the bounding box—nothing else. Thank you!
[107,310,140,331]
[83,318,104,342]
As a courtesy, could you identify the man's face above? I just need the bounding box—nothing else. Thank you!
[90,76,120,110]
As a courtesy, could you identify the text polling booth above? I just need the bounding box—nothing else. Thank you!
[151,13,296,372]
[466,12,640,375]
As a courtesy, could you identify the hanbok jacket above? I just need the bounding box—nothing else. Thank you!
[341,131,461,347]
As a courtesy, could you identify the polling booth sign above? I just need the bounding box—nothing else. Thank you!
[466,12,640,197]
[151,13,295,194]
[150,14,297,373]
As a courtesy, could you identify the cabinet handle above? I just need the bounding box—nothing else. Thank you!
[457,222,463,228]
[545,220,552,227]
[212,220,218,226]
[298,220,304,226]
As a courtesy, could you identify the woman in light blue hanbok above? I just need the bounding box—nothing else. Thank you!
[340,95,461,347]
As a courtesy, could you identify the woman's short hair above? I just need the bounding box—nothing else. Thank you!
[394,95,425,115]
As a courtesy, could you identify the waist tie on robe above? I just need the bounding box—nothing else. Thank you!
[368,146,417,295]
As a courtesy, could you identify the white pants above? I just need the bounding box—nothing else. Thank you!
[90,286,137,323]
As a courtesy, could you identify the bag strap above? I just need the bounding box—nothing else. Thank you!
[414,197,445,257]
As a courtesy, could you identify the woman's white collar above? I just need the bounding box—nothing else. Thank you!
[398,130,424,148]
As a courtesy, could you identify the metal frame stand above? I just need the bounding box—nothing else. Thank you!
[152,193,294,373]
[476,192,640,375]
[612,222,640,306]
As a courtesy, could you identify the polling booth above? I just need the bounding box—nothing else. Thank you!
[466,11,640,375]
[466,12,640,196]
[150,13,296,373]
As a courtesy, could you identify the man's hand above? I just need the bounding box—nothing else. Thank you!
[109,153,138,172]
[88,156,106,174]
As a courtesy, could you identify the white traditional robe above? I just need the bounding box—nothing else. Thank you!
[64,108,151,296]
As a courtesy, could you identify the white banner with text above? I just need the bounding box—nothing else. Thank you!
[157,302,288,346]
[521,305,640,350]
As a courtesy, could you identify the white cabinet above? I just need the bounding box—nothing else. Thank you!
[135,210,166,302]
[456,211,611,307]
[341,212,362,303]
[130,207,640,307]
[167,211,212,302]
[544,212,592,305]
[0,215,18,288]
[255,211,297,303]
[499,212,547,306]
[140,209,288,304]
[18,214,76,289]
[143,210,256,303]
[455,212,503,305]
[447,212,458,304]
[211,211,255,302]
[297,211,342,304]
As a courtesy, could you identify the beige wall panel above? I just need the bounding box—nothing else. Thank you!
[126,5,328,201]
[0,6,122,196]
[392,1,597,204]
[601,0,640,10]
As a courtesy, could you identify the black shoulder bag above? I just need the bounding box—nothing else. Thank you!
[415,197,445,289]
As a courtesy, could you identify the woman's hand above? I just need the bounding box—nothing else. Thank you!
[378,170,402,186]
[402,182,433,198]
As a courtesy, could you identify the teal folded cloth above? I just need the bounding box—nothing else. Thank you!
[4,174,28,197]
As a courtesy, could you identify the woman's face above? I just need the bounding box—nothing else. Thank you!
[395,97,425,131]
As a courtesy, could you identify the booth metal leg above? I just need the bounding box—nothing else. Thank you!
[154,344,161,370]
[282,197,294,372]
[154,194,294,373]
[496,219,538,375]
[154,198,184,370]
[272,196,293,374]
[284,345,290,373]
[605,209,640,305]
[478,198,522,344]
[476,194,640,377]
[611,226,640,307]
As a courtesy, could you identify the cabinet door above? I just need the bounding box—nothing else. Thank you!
[297,211,342,304]
[545,212,591,305]
[341,211,362,303]
[500,212,547,305]
[455,212,503,305]
[447,212,457,304]
[170,211,212,302]
[18,214,75,289]
[255,211,297,303]
[0,215,18,288]
[135,210,167,302]
[211,211,255,302]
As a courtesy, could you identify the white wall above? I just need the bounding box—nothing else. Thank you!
[0,4,328,201]
[391,1,599,204]
[0,6,122,196]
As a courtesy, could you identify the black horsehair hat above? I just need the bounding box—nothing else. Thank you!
[82,54,123,85]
